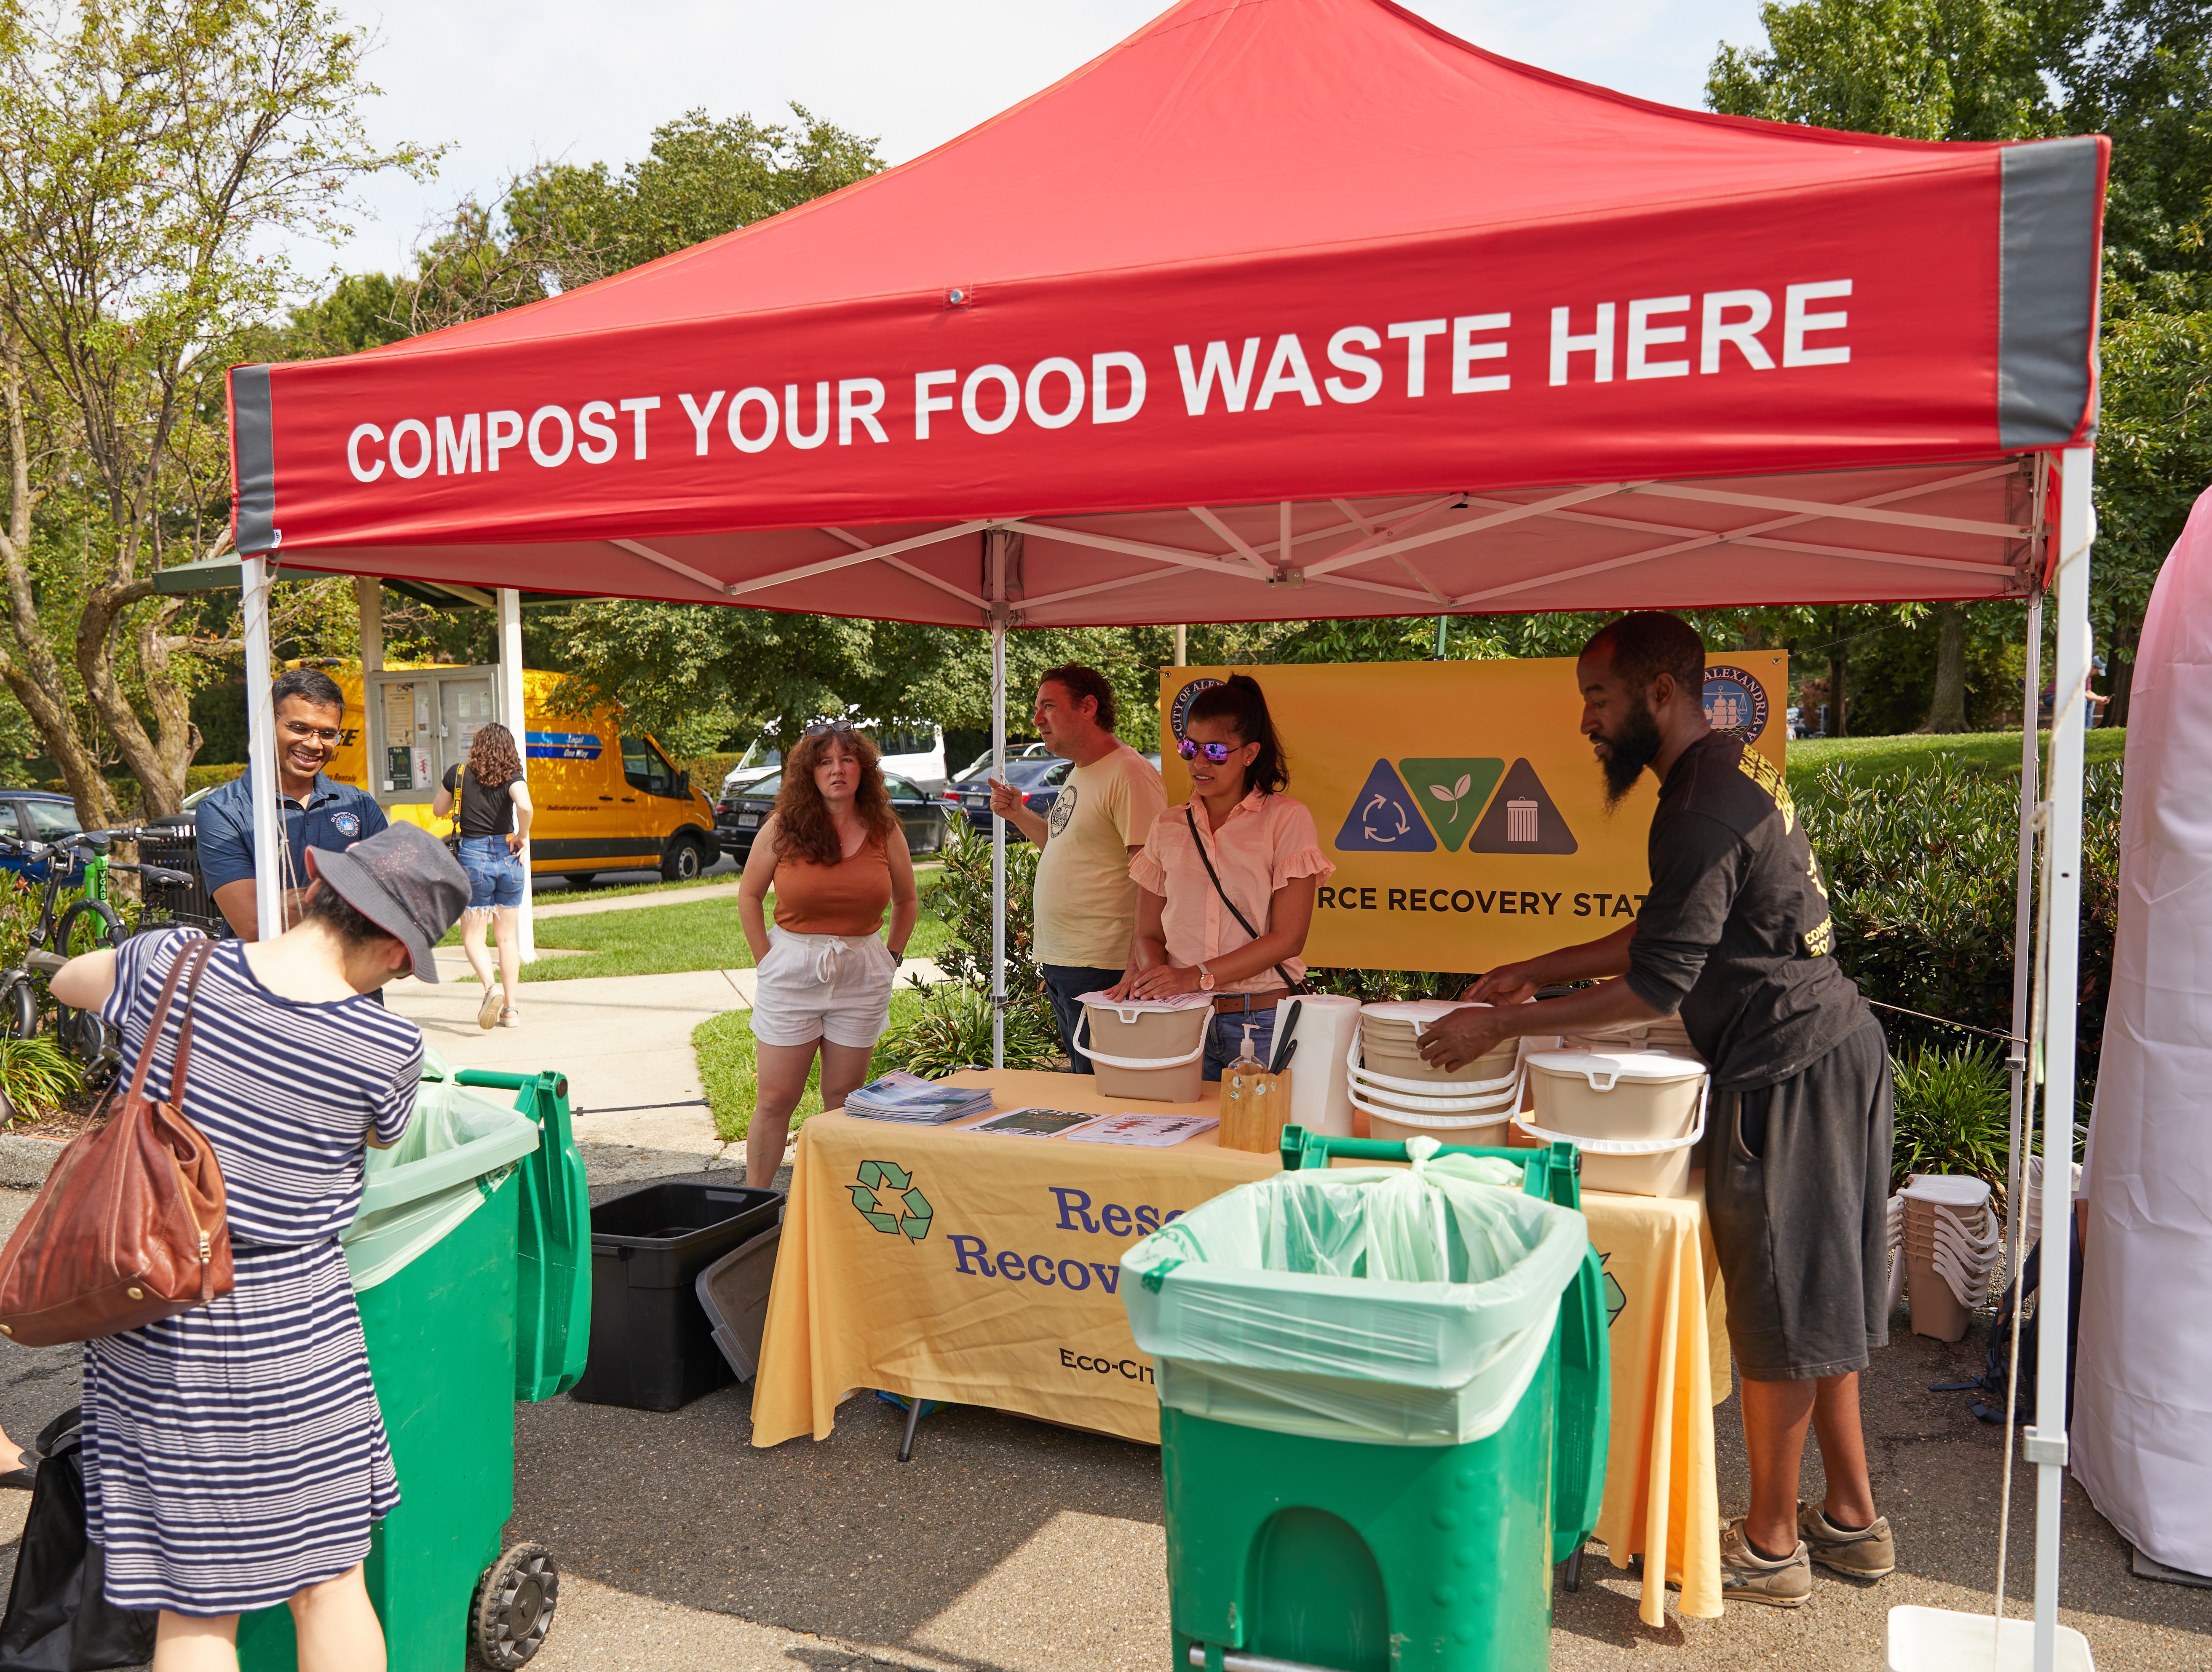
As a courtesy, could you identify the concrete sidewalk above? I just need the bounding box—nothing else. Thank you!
[386,949,947,1170]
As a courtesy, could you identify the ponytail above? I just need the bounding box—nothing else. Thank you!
[1186,673,1289,795]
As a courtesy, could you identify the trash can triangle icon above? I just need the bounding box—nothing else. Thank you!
[1332,759,1437,852]
[1466,758,1578,855]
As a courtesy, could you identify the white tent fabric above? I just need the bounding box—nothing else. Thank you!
[2073,482,2212,1576]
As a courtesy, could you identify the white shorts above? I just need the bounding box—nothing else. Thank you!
[748,927,898,1050]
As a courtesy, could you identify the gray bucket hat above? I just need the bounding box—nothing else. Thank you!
[305,823,471,982]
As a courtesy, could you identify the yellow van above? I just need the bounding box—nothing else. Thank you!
[321,662,720,885]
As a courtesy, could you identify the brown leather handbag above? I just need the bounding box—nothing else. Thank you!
[0,936,233,1347]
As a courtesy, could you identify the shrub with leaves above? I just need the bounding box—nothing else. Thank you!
[879,978,1062,1078]
[0,1035,86,1124]
[916,821,1061,1059]
[1800,756,2121,1085]
[1890,1045,2017,1198]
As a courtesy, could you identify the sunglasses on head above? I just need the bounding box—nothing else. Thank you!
[1176,738,1244,763]
[804,721,858,737]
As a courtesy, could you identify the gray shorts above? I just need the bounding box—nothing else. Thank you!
[1706,1020,1894,1382]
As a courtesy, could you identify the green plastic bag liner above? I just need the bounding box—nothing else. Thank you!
[1121,1137,1588,1445]
[342,1048,540,1291]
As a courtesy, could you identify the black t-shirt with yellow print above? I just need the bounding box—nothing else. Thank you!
[1624,731,1870,1090]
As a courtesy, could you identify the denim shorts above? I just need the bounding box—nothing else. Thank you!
[459,836,524,910]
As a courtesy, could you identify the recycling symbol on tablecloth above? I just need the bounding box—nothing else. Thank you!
[1600,1251,1627,1328]
[851,1160,933,1242]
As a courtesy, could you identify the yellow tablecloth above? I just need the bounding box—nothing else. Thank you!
[751,1069,1725,1623]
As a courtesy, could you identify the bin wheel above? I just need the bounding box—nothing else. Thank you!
[471,1542,558,1669]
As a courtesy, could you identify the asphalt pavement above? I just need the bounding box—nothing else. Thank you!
[0,1158,2207,1670]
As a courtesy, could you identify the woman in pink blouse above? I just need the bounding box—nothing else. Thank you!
[1110,674,1335,1078]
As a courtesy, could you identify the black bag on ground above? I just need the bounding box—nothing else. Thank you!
[0,1408,156,1672]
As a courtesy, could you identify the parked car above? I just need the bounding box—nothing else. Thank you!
[949,740,1053,784]
[714,771,952,863]
[723,720,950,799]
[946,756,1070,840]
[0,790,84,879]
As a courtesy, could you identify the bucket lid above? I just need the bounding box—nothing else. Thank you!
[1361,999,1485,1026]
[1527,1049,1707,1087]
[1078,990,1213,1014]
[1900,1175,1993,1209]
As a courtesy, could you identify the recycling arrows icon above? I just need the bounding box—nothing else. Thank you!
[1332,759,1437,852]
[850,1160,933,1241]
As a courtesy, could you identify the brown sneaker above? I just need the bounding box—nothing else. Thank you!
[1799,1501,1896,1579]
[1719,1518,1812,1608]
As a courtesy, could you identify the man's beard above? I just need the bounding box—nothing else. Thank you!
[1598,699,1664,809]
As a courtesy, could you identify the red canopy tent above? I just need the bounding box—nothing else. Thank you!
[225,2,2105,1662]
[229,0,2100,622]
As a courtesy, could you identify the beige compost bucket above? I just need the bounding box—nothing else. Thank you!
[1355,1001,1519,1086]
[1078,996,1212,1104]
[1521,1050,1708,1197]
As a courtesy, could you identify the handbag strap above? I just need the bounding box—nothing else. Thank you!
[120,935,216,1112]
[1183,806,1310,995]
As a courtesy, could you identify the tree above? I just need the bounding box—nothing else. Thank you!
[1709,0,2077,734]
[0,0,432,819]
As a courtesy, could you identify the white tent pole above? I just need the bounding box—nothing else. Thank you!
[241,555,282,940]
[2006,589,2043,1278]
[989,531,1008,1070]
[2030,446,2093,1672]
[498,587,537,963]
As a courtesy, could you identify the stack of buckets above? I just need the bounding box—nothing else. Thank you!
[1899,1175,2002,1341]
[1345,1001,1523,1143]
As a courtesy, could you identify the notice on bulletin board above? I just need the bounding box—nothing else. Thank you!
[1157,654,1788,971]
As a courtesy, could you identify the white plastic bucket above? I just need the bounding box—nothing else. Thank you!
[1522,1049,1709,1197]
[1562,1015,1698,1058]
[1077,995,1211,1104]
[1346,1026,1525,1144]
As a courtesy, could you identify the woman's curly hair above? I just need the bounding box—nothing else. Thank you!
[468,721,522,790]
[773,726,897,865]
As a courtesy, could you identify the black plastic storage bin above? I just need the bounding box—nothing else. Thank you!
[569,1180,781,1411]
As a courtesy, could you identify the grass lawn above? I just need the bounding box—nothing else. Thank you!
[1787,726,2124,799]
[693,985,929,1143]
[530,858,943,909]
[441,887,951,981]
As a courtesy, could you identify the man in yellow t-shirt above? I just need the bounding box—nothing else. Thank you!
[989,664,1168,1072]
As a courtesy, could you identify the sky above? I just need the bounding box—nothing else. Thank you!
[313,0,1771,284]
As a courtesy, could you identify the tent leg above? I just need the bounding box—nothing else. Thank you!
[241,555,282,941]
[499,587,536,963]
[990,620,1006,1070]
[2006,590,2042,1278]
[2031,447,2093,1672]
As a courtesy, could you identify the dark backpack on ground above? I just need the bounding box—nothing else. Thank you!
[1934,1216,2082,1428]
[0,1407,156,1672]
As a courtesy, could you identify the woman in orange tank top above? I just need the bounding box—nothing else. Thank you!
[737,724,919,1186]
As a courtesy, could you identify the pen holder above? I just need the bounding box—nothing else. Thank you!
[1219,1064,1294,1154]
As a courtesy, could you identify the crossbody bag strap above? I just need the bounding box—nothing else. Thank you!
[163,937,218,1105]
[119,933,214,1110]
[1183,806,1310,995]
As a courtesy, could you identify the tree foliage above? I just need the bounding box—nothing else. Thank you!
[0,0,431,817]
[1710,1,2212,728]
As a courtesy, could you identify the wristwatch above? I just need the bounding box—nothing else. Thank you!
[1197,961,1216,992]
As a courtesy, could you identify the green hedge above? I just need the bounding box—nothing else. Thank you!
[1799,755,2120,1086]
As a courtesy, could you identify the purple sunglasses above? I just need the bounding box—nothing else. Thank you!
[1176,738,1244,763]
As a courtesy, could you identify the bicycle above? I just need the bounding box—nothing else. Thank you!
[0,828,196,1085]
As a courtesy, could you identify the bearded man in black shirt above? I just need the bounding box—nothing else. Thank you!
[1419,611,1895,1609]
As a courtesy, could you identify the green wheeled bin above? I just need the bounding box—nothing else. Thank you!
[236,1055,591,1672]
[1121,1129,1610,1672]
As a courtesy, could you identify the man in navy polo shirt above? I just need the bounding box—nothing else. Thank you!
[198,667,388,938]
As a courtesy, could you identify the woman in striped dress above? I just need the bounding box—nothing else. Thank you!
[52,823,468,1671]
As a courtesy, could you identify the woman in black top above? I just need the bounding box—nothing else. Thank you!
[432,722,535,1029]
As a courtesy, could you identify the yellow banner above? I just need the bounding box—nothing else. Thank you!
[1158,654,1787,970]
